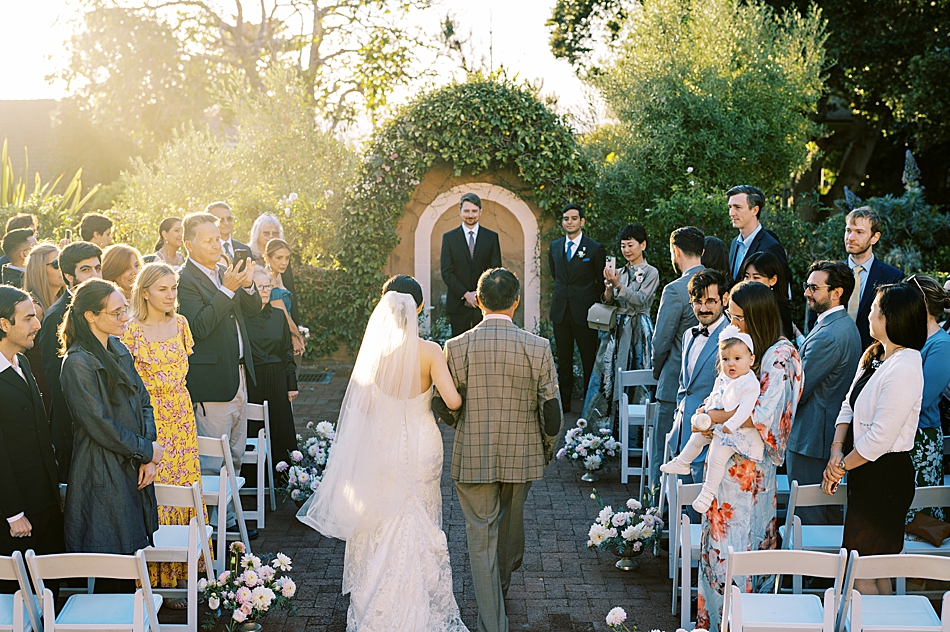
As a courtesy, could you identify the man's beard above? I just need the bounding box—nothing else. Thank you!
[810,297,832,314]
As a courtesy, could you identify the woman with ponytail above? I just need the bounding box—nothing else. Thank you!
[903,274,950,520]
[58,278,162,559]
[153,217,184,267]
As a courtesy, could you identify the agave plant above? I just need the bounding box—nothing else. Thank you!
[1,139,100,215]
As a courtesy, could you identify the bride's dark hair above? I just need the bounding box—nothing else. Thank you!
[382,274,423,308]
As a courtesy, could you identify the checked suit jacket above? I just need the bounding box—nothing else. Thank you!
[442,318,561,484]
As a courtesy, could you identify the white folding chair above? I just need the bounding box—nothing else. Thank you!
[722,546,848,632]
[617,368,659,494]
[144,482,215,631]
[25,550,161,632]
[781,482,848,592]
[904,486,950,556]
[672,481,703,627]
[241,402,277,529]
[0,551,40,632]
[198,434,251,575]
[837,551,950,632]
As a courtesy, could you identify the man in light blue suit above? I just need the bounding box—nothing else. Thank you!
[650,227,704,484]
[669,269,730,484]
[788,260,862,524]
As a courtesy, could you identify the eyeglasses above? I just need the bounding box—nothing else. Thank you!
[907,274,925,295]
[725,310,745,323]
[99,306,131,320]
[47,260,59,270]
[690,297,721,308]
[258,284,275,292]
[802,282,831,293]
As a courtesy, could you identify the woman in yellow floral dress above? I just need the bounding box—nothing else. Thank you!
[121,262,207,597]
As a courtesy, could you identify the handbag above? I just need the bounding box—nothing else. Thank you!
[587,302,617,332]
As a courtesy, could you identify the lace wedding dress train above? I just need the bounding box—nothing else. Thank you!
[339,390,468,632]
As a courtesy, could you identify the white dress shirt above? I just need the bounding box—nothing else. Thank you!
[565,233,583,258]
[483,314,512,322]
[835,347,923,461]
[815,304,845,326]
[188,258,253,359]
[686,315,725,378]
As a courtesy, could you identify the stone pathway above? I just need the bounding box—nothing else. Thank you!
[182,362,682,631]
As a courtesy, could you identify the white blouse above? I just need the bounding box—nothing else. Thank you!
[834,347,923,461]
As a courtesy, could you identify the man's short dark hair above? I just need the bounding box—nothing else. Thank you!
[807,260,855,306]
[670,226,705,258]
[561,202,585,219]
[79,213,113,241]
[0,285,30,341]
[846,206,882,236]
[182,212,219,243]
[5,213,36,233]
[459,192,482,210]
[59,241,102,283]
[688,269,727,300]
[2,228,34,258]
[618,223,647,244]
[726,185,766,218]
[477,268,520,312]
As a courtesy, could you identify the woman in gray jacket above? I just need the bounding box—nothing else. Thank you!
[59,278,163,557]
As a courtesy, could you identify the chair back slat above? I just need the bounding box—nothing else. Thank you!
[154,482,202,510]
[197,435,225,457]
[246,402,265,423]
[784,481,848,540]
[26,551,142,581]
[676,480,703,506]
[0,554,18,581]
[729,547,847,580]
[1,551,41,632]
[909,485,950,511]
[851,552,950,582]
[617,369,657,389]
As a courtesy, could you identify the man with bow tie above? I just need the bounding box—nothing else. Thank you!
[0,285,64,564]
[549,203,606,412]
[668,269,730,486]
[650,227,705,484]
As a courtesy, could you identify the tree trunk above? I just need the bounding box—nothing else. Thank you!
[825,116,880,206]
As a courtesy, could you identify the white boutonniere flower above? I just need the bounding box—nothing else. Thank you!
[576,247,587,259]
[634,268,646,283]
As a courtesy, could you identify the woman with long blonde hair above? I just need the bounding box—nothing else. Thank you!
[24,241,66,411]
[121,262,206,599]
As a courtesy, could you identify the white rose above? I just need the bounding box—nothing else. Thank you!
[208,595,220,610]
[232,609,247,623]
[626,498,642,510]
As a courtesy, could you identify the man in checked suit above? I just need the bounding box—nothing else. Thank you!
[440,192,502,337]
[435,268,561,632]
[650,227,704,484]
[789,261,861,524]
[0,286,64,564]
[178,213,261,534]
[549,203,606,411]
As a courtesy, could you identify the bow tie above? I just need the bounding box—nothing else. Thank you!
[691,326,710,338]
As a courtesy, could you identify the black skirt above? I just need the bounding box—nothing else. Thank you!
[842,450,915,555]
[246,362,297,474]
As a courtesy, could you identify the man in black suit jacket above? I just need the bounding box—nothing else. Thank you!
[179,213,260,496]
[0,286,64,561]
[207,201,253,266]
[39,241,102,482]
[549,203,606,411]
[440,192,503,337]
[726,185,791,293]
[806,206,904,348]
[0,228,37,289]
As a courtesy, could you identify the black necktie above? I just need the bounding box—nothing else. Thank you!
[691,326,710,338]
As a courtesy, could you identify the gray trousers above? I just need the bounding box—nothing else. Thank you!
[455,481,532,632]
[650,399,677,490]
[787,450,841,525]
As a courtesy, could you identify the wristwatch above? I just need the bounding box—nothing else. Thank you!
[839,459,848,473]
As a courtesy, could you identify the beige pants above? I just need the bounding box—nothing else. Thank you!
[455,481,532,632]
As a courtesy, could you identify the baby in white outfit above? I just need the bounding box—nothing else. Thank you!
[660,325,763,513]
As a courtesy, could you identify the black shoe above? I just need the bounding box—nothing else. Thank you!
[247,529,259,540]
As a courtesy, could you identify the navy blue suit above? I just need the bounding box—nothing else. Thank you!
[728,226,791,292]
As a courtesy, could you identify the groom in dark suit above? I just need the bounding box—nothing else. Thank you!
[549,203,606,411]
[440,192,502,337]
[0,286,64,562]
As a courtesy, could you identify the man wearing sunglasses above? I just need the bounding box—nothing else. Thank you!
[39,241,103,482]
[789,260,861,524]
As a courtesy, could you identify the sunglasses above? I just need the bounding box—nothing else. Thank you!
[47,260,59,270]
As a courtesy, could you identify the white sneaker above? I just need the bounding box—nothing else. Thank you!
[660,459,691,475]
[692,490,716,514]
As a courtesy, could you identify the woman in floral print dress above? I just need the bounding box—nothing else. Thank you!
[121,262,207,592]
[696,282,802,632]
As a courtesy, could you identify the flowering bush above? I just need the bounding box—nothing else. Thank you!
[602,606,708,632]
[199,542,296,631]
[275,420,336,504]
[587,489,663,557]
[556,418,621,472]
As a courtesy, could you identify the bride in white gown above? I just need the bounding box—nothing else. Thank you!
[298,275,469,632]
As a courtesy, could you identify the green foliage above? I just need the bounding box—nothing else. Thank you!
[113,70,357,265]
[546,0,636,68]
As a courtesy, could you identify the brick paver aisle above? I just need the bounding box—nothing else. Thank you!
[238,363,682,632]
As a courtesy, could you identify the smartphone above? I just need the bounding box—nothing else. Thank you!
[64,228,72,241]
[606,256,616,270]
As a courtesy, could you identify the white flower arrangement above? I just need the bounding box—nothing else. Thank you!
[275,419,336,504]
[603,606,708,632]
[556,418,621,472]
[200,542,296,631]
[586,489,664,557]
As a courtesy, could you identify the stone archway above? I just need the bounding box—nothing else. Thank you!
[414,182,540,333]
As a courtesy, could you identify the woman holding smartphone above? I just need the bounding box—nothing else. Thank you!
[581,223,659,434]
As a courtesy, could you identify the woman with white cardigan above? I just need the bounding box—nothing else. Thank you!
[822,283,928,595]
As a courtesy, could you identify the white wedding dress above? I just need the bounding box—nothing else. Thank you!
[298,291,469,632]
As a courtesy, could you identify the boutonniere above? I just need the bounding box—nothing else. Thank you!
[633,268,646,283]
[576,247,587,259]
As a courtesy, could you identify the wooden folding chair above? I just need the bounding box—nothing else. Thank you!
[25,550,161,632]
